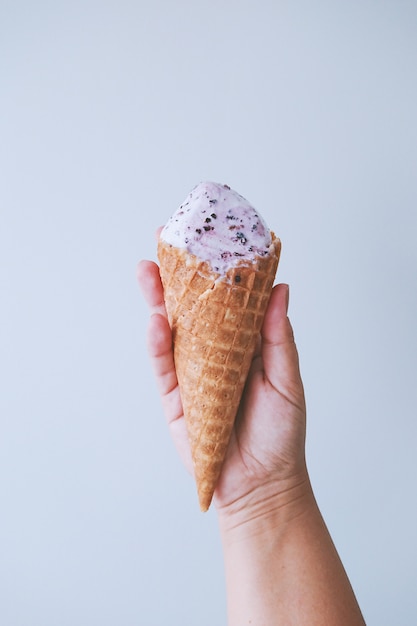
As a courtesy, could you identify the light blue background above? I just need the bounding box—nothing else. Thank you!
[1,1,416,624]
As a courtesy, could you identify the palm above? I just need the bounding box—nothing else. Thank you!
[213,364,306,510]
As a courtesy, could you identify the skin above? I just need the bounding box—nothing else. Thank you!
[137,255,365,626]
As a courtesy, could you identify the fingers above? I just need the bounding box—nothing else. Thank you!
[146,313,182,422]
[147,313,192,472]
[146,313,176,396]
[138,255,193,472]
[137,259,180,414]
[261,284,304,406]
[137,260,167,317]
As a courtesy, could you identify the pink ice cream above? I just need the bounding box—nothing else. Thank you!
[160,182,274,275]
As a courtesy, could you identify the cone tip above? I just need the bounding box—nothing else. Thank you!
[198,492,213,513]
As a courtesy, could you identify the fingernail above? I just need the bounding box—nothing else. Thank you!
[284,284,290,314]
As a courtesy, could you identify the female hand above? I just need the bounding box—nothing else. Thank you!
[137,258,308,519]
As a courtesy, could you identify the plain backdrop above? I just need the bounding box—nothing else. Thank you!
[1,1,416,624]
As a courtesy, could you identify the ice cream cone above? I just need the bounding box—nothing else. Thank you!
[158,234,281,511]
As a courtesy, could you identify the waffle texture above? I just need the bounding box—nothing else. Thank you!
[158,235,281,511]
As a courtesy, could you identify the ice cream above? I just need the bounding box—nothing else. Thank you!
[158,182,281,511]
[160,181,274,275]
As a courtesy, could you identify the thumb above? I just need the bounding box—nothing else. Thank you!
[261,284,304,405]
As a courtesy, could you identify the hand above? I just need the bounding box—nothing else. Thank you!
[138,255,366,626]
[137,258,308,520]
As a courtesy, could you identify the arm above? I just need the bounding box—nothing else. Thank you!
[218,479,364,625]
[138,259,365,625]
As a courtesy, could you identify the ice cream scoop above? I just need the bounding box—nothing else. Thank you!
[158,182,281,511]
[160,181,273,275]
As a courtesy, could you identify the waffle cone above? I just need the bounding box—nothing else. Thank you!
[158,235,281,511]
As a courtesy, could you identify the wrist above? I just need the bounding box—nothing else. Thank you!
[216,468,315,540]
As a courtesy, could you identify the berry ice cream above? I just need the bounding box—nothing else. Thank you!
[160,181,274,274]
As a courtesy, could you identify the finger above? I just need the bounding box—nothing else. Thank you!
[262,283,292,348]
[137,260,167,317]
[261,284,304,404]
[248,283,288,376]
